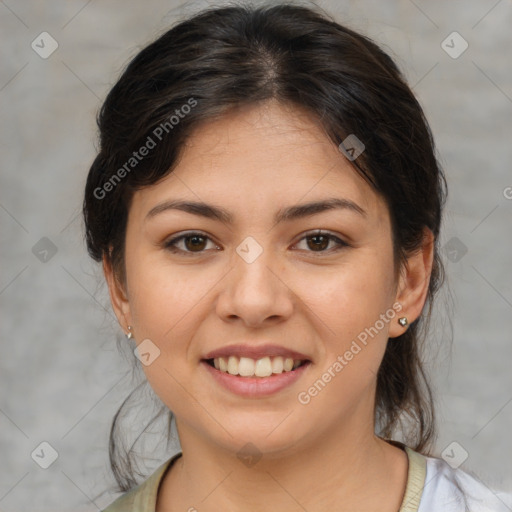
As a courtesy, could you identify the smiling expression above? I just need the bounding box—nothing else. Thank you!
[105,99,417,456]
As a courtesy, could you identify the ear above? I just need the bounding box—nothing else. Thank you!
[102,253,132,335]
[388,228,434,338]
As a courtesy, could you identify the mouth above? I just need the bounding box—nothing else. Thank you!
[203,356,310,378]
[200,344,312,396]
[201,356,311,397]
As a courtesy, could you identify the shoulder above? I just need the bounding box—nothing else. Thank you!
[101,453,182,512]
[417,453,511,512]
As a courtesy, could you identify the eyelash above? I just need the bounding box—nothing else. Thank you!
[163,230,349,257]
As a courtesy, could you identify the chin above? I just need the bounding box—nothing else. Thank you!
[206,414,309,458]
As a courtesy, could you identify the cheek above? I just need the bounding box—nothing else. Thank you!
[123,250,206,397]
[127,302,201,422]
[290,252,395,403]
[294,285,392,427]
[291,253,396,345]
[126,245,208,341]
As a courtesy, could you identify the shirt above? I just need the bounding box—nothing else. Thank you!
[101,445,511,511]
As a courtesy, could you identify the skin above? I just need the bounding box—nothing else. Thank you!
[104,99,434,512]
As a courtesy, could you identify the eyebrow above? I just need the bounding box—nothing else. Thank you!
[145,197,367,224]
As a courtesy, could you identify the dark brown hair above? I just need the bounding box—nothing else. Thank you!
[83,2,447,493]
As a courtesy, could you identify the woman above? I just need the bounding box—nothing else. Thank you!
[83,3,508,511]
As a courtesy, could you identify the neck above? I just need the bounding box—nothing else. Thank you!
[157,412,408,512]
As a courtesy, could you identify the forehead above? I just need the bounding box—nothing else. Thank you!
[130,100,386,223]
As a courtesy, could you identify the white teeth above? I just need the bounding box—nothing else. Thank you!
[272,356,284,373]
[238,357,255,377]
[254,356,272,377]
[227,356,238,375]
[211,355,305,377]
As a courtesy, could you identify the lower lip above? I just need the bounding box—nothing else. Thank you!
[201,360,311,397]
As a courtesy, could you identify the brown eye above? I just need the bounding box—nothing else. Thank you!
[183,234,207,251]
[164,232,218,255]
[306,234,330,251]
[295,231,349,255]
[164,230,348,257]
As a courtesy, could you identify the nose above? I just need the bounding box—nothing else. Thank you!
[215,242,294,327]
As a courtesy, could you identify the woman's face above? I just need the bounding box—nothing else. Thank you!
[106,100,428,457]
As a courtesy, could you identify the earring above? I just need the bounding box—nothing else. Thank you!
[398,317,408,327]
[126,325,133,339]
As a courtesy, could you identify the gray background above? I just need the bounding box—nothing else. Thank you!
[1,0,511,510]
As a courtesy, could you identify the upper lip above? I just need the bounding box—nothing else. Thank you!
[202,344,311,361]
